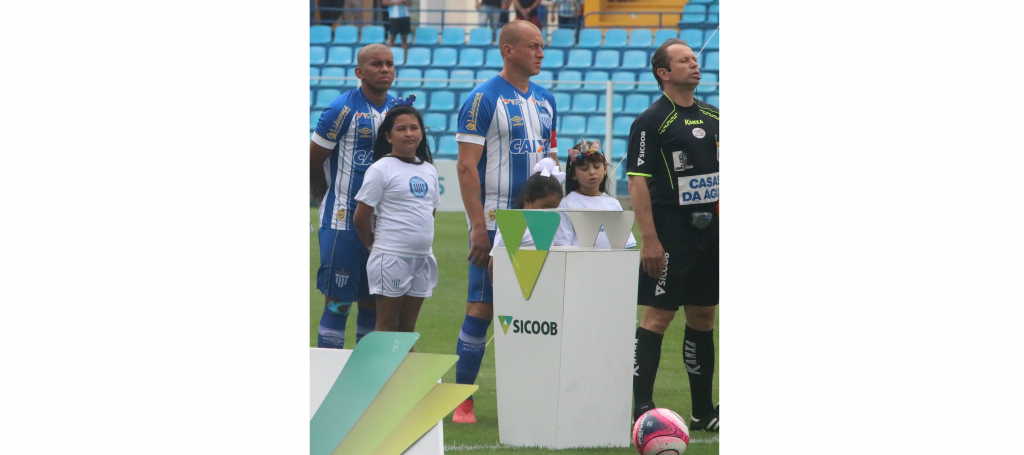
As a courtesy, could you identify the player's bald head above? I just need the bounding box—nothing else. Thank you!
[498,20,541,50]
[357,43,392,66]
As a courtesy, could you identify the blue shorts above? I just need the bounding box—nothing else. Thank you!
[467,229,496,303]
[317,228,373,302]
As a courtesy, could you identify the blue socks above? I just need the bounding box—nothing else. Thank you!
[317,300,351,349]
[455,314,491,400]
[356,308,376,343]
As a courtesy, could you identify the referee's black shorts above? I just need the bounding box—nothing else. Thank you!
[389,17,411,36]
[637,206,719,311]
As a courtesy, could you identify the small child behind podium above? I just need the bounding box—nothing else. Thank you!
[554,139,637,249]
[488,160,565,279]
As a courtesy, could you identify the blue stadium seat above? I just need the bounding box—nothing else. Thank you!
[484,48,503,68]
[405,48,431,67]
[360,25,386,44]
[344,67,359,87]
[320,67,345,87]
[475,69,497,81]
[549,28,575,48]
[553,92,572,112]
[594,50,620,69]
[570,93,598,114]
[565,49,593,69]
[604,29,628,48]
[536,70,555,90]
[637,73,660,92]
[448,113,459,132]
[433,47,458,68]
[627,29,653,48]
[611,138,627,159]
[310,66,320,86]
[402,90,428,106]
[426,134,438,153]
[449,69,475,89]
[702,29,719,50]
[458,48,484,67]
[680,4,706,24]
[310,46,327,65]
[708,4,718,23]
[621,50,648,70]
[556,70,582,91]
[327,46,353,65]
[390,46,405,65]
[310,25,332,44]
[541,49,564,69]
[441,27,466,45]
[695,72,717,94]
[560,115,586,136]
[624,94,649,114]
[494,28,502,44]
[396,68,423,88]
[311,110,324,130]
[577,29,603,48]
[611,71,635,91]
[389,90,399,99]
[415,26,439,45]
[597,93,623,114]
[310,89,313,107]
[423,69,449,89]
[654,29,677,47]
[705,95,719,107]
[438,135,459,156]
[468,28,493,46]
[702,51,719,70]
[333,25,359,44]
[679,29,704,48]
[613,116,634,136]
[583,71,609,91]
[586,116,606,136]
[315,89,341,108]
[428,91,455,111]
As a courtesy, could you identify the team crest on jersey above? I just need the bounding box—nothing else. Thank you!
[672,151,693,171]
[535,100,552,130]
[328,106,351,140]
[358,127,373,138]
[488,209,496,222]
[409,176,429,198]
[336,209,346,220]
[334,270,350,288]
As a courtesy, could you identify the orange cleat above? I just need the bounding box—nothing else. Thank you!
[452,399,477,424]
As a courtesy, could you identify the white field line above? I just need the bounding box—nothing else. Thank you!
[445,436,719,451]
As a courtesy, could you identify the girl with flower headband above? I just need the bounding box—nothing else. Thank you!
[553,138,637,249]
[487,158,565,279]
[353,99,441,335]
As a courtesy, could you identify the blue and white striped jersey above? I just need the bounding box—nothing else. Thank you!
[455,75,559,231]
[388,2,409,18]
[312,88,398,230]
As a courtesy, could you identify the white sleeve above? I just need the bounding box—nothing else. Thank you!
[553,211,577,247]
[354,165,385,208]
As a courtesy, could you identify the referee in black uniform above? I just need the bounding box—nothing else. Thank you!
[627,37,720,432]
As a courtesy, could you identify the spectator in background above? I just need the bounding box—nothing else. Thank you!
[555,0,582,39]
[319,0,349,27]
[477,0,504,31]
[383,0,412,56]
[514,0,542,29]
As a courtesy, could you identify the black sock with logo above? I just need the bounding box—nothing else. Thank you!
[684,325,715,419]
[633,327,663,406]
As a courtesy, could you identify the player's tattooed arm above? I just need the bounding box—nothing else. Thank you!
[310,141,333,204]
[354,202,375,250]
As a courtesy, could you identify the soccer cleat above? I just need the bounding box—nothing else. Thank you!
[452,398,477,424]
[633,400,656,423]
[689,404,719,432]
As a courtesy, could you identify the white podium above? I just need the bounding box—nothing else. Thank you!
[491,210,640,449]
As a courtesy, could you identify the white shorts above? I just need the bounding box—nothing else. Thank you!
[367,250,439,298]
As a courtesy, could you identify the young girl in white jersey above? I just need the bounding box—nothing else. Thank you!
[353,101,440,334]
[555,139,637,248]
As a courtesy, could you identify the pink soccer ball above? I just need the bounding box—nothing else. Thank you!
[632,408,690,455]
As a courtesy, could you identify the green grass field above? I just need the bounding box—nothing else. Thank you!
[310,209,719,454]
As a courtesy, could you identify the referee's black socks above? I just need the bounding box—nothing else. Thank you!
[633,327,663,406]
[684,325,716,419]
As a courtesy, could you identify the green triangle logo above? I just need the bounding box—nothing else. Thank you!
[495,210,527,256]
[497,315,513,334]
[496,209,563,299]
[522,211,561,251]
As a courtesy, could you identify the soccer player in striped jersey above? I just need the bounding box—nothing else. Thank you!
[451,20,559,424]
[310,44,399,350]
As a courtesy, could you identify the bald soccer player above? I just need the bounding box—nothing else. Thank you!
[311,44,401,350]
[451,21,560,424]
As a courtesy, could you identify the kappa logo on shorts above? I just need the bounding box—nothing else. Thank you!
[655,252,669,296]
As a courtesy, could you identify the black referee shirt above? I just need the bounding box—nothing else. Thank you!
[626,95,719,211]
